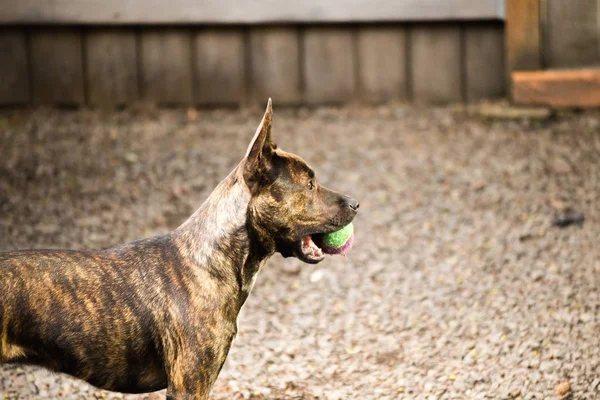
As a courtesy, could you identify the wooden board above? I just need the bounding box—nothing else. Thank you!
[512,69,600,108]
[86,29,138,106]
[30,28,85,105]
[357,27,407,103]
[249,27,301,105]
[411,25,462,103]
[140,29,193,104]
[303,27,355,104]
[193,29,245,106]
[0,28,29,105]
[465,23,505,101]
[505,0,541,76]
[0,0,505,24]
[546,0,599,68]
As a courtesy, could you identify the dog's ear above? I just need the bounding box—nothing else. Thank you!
[243,98,275,189]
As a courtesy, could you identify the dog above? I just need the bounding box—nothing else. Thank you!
[0,99,359,399]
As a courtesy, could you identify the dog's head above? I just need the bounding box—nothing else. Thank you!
[241,99,359,264]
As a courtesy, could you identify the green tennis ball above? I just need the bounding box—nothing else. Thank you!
[322,223,354,248]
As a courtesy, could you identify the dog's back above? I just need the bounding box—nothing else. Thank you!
[0,237,179,393]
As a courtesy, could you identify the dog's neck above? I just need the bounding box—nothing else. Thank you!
[172,167,273,300]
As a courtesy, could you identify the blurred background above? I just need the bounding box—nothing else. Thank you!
[1,0,600,399]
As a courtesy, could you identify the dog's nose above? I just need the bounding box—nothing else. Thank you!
[344,197,360,212]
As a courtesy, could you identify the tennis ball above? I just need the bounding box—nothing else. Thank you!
[321,223,354,256]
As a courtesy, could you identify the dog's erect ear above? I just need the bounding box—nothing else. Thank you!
[243,98,275,189]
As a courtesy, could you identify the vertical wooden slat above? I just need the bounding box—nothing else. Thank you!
[194,29,244,106]
[140,29,193,104]
[30,28,85,105]
[249,27,301,105]
[357,26,407,103]
[546,0,599,68]
[86,29,138,106]
[506,0,541,76]
[465,23,505,101]
[0,28,29,105]
[303,27,355,105]
[411,24,462,103]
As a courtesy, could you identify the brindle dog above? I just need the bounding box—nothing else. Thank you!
[0,99,359,399]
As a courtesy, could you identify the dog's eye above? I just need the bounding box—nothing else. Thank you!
[307,180,314,190]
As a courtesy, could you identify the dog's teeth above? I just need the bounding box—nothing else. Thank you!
[302,236,324,258]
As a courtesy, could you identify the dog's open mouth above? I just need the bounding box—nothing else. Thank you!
[299,235,325,263]
[297,231,354,263]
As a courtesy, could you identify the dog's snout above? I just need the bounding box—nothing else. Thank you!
[342,196,360,212]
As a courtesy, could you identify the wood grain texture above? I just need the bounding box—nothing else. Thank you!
[357,26,407,103]
[465,23,505,101]
[86,29,138,106]
[0,0,505,24]
[30,28,85,105]
[194,29,244,106]
[546,0,599,68]
[140,29,193,104]
[512,68,600,108]
[506,0,541,75]
[0,28,29,105]
[303,27,355,104]
[249,27,301,105]
[411,25,462,103]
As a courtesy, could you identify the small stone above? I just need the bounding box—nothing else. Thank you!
[555,381,571,396]
[551,158,571,174]
[549,199,566,210]
[310,269,324,283]
[186,108,199,122]
[552,209,584,228]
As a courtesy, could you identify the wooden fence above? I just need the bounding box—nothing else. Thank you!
[508,0,600,73]
[0,1,506,107]
[507,0,600,108]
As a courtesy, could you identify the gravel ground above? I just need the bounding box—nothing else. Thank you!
[1,104,599,400]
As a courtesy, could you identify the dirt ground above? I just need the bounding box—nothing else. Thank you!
[1,103,599,400]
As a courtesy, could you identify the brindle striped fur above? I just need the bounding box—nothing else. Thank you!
[0,99,358,399]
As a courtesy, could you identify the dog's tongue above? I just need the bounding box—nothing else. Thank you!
[321,233,354,256]
[303,236,313,248]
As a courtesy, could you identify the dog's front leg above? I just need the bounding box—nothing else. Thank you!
[165,354,215,400]
[165,338,232,400]
[165,364,212,400]
[166,388,209,400]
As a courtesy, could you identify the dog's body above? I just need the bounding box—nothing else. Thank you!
[0,100,358,399]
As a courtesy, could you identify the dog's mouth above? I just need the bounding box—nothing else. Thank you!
[296,234,325,264]
[296,231,352,264]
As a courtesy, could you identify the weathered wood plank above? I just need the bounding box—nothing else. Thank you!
[512,68,600,108]
[465,23,505,101]
[0,0,505,24]
[357,26,407,103]
[140,29,193,104]
[193,29,245,106]
[86,29,138,106]
[30,28,85,105]
[0,28,29,105]
[506,0,541,75]
[303,27,355,104]
[546,0,599,68]
[411,25,462,103]
[249,27,301,105]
